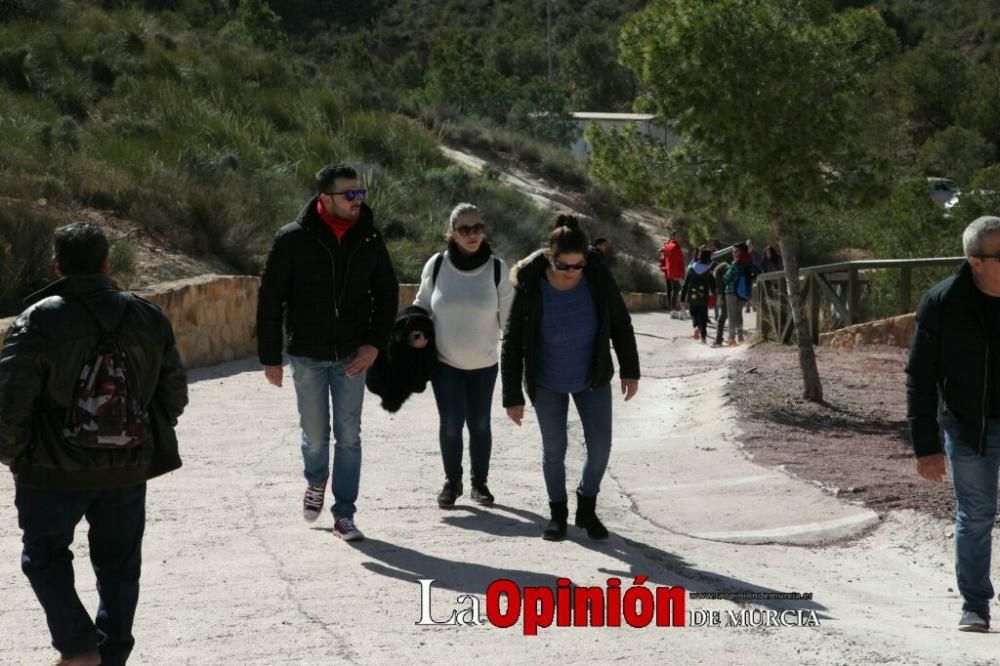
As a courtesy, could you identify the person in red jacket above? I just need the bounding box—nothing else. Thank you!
[658,231,686,315]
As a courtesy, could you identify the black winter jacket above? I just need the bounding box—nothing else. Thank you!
[680,264,716,306]
[906,261,991,457]
[365,306,437,413]
[257,199,399,365]
[501,251,640,407]
[0,275,188,490]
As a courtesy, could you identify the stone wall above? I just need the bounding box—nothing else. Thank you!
[137,275,259,368]
[819,313,916,349]
[0,276,259,369]
[0,278,669,369]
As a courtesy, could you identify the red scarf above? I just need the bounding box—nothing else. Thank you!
[317,201,356,241]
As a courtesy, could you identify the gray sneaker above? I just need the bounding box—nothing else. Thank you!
[958,609,990,632]
[333,517,364,542]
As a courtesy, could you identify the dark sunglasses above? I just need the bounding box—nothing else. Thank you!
[454,223,486,236]
[328,189,366,202]
[973,253,1000,262]
[552,259,586,271]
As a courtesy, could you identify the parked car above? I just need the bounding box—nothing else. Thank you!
[928,177,959,207]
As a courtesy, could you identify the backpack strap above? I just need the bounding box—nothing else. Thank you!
[431,253,445,288]
[433,254,501,291]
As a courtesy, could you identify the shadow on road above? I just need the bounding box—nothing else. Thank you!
[186,356,261,384]
[350,503,828,616]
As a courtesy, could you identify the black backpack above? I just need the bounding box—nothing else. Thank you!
[62,294,151,449]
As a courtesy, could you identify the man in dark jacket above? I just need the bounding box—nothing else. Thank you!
[907,215,1000,633]
[0,222,188,666]
[257,164,399,542]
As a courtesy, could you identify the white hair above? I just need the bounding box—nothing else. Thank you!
[448,203,479,230]
[962,216,1000,257]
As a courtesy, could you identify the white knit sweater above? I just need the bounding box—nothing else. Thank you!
[412,253,515,370]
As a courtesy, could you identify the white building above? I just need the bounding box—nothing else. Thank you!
[569,112,678,161]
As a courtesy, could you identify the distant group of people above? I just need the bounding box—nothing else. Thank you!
[0,164,640,664]
[658,232,782,346]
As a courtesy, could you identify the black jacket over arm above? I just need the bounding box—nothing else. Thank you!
[257,199,399,365]
[906,261,989,457]
[0,275,188,490]
[501,251,640,408]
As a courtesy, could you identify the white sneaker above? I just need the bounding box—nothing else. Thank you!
[303,483,325,522]
[334,517,365,542]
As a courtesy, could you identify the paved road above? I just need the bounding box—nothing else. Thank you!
[1,312,995,664]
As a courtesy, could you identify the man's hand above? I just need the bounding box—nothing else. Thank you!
[506,405,524,426]
[621,379,639,401]
[346,345,379,376]
[264,365,283,387]
[917,453,947,483]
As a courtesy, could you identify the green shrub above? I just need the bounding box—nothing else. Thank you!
[0,201,59,317]
[109,237,137,274]
[610,254,664,294]
[0,47,31,90]
[582,183,623,222]
[50,115,81,151]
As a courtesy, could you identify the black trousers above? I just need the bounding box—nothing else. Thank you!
[689,304,709,340]
[16,482,146,665]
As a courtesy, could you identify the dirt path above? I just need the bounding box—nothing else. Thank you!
[0,312,996,665]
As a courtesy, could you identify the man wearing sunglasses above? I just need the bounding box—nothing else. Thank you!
[908,215,1000,632]
[257,164,399,543]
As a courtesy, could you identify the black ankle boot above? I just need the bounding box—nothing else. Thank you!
[575,492,608,540]
[437,479,463,508]
[543,500,568,541]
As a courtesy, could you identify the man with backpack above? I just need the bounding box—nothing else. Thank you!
[0,222,188,666]
[722,242,761,346]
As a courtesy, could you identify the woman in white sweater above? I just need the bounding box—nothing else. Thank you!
[413,203,515,508]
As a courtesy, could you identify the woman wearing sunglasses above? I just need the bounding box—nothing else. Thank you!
[501,215,640,541]
[413,203,515,508]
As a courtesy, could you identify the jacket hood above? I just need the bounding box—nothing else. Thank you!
[691,261,713,275]
[510,249,549,287]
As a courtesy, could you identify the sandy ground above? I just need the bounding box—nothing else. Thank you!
[1,311,998,665]
[731,343,963,520]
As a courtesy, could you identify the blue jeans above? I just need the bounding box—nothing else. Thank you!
[945,422,1000,614]
[16,482,146,665]
[289,354,366,520]
[533,384,613,502]
[431,362,498,485]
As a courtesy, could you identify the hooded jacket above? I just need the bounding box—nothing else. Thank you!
[723,254,760,297]
[660,240,686,281]
[257,199,399,365]
[680,261,716,305]
[500,250,640,407]
[0,275,188,490]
